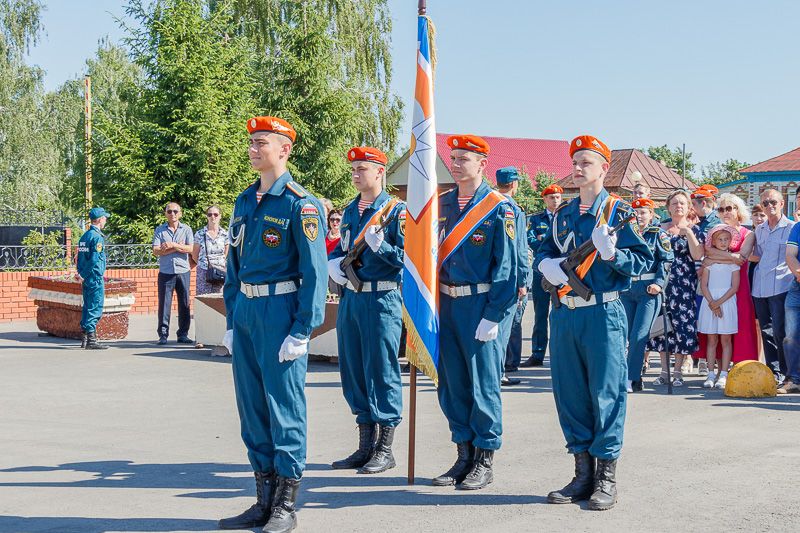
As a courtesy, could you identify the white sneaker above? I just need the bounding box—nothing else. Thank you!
[698,360,709,376]
[703,372,717,389]
[682,359,694,375]
[626,380,633,393]
[715,375,727,389]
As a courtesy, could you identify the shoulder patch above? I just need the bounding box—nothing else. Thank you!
[504,207,515,219]
[300,203,319,217]
[659,231,672,252]
[285,181,308,198]
[505,218,516,239]
[95,242,103,253]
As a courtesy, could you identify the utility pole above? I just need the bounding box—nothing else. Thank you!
[84,76,92,228]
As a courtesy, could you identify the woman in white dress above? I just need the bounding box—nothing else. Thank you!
[698,225,740,389]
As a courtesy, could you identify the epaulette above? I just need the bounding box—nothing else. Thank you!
[285,181,308,198]
[645,226,660,233]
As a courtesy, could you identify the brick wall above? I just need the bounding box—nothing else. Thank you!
[0,268,197,323]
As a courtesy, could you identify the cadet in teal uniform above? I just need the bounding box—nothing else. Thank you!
[535,135,652,511]
[328,146,406,474]
[77,207,110,350]
[494,166,531,385]
[219,116,328,533]
[433,134,518,490]
[620,198,673,393]
[522,184,564,367]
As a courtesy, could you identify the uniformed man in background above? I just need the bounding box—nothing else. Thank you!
[77,207,110,350]
[219,116,328,533]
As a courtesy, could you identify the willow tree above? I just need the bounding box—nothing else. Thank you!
[229,0,402,202]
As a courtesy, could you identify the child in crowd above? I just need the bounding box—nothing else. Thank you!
[699,225,741,389]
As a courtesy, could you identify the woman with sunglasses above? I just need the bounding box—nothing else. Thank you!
[192,205,229,296]
[695,193,759,368]
[325,209,343,256]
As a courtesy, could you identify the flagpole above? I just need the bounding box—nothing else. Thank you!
[407,0,427,487]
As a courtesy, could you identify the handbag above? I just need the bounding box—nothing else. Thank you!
[204,232,226,283]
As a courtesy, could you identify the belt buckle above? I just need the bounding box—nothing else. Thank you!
[564,296,576,310]
[447,285,457,298]
[243,284,253,298]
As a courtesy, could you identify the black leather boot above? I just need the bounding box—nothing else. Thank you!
[432,442,474,486]
[359,425,396,474]
[588,458,618,511]
[547,451,595,504]
[218,471,275,529]
[459,448,494,490]
[331,423,376,469]
[85,331,108,350]
[80,330,88,349]
[263,477,300,533]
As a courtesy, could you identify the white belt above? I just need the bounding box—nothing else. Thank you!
[439,283,491,298]
[345,281,399,292]
[632,273,657,282]
[240,280,298,298]
[559,291,619,310]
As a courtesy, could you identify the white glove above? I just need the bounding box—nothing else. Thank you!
[327,257,347,285]
[592,224,618,261]
[222,329,233,354]
[538,257,569,286]
[364,225,384,253]
[474,318,500,342]
[279,335,309,362]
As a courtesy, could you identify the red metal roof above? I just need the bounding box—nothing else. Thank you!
[740,147,800,173]
[556,149,695,198]
[435,133,572,185]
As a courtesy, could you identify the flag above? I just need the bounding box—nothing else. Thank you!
[402,14,439,385]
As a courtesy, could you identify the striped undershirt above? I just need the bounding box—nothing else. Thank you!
[358,199,371,216]
[458,195,472,211]
[579,204,591,215]
[256,191,265,203]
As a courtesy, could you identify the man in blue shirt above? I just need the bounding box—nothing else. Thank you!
[535,135,652,511]
[77,207,110,350]
[152,203,194,345]
[432,134,518,491]
[218,116,327,533]
[328,146,406,474]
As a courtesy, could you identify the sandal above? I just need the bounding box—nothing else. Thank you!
[672,373,684,387]
[652,374,669,386]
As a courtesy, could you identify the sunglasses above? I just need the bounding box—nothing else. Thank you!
[761,199,779,207]
[329,217,342,222]
[207,213,220,217]
[717,205,736,213]
[166,209,180,214]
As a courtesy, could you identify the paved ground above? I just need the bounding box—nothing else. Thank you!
[1,309,799,533]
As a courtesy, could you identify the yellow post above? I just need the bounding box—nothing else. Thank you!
[84,76,92,228]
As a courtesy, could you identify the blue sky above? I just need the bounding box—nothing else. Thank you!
[26,0,800,173]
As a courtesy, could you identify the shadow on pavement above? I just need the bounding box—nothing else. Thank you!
[0,516,219,533]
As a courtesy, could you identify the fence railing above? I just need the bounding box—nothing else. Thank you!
[0,244,158,271]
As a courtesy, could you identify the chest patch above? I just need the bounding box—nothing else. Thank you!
[470,229,487,246]
[303,218,319,241]
[262,227,282,248]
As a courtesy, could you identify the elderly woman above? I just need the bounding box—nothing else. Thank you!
[648,190,705,387]
[694,193,759,368]
[192,205,229,296]
[621,198,674,392]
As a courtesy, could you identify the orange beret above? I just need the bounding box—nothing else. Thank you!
[691,184,718,199]
[447,134,490,156]
[631,198,655,209]
[347,146,388,166]
[570,135,611,162]
[247,116,296,142]
[541,184,564,197]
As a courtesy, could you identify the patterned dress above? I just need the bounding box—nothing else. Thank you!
[648,226,705,355]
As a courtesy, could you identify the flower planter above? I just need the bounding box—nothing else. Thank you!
[27,275,137,340]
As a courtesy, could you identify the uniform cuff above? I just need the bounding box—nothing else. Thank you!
[289,323,311,340]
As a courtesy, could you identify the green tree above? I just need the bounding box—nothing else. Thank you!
[94,0,257,240]
[701,159,749,186]
[230,0,402,203]
[644,145,695,178]
[513,169,557,213]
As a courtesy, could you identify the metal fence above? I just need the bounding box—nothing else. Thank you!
[0,244,158,271]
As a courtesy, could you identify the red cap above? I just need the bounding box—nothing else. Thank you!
[541,184,564,197]
[570,135,611,162]
[691,184,719,199]
[447,134,490,156]
[247,116,296,142]
[347,146,388,166]
[632,198,655,209]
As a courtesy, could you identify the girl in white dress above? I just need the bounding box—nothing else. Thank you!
[699,225,740,389]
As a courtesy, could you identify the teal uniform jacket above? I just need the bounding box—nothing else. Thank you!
[621,224,674,382]
[501,194,530,369]
[77,225,107,333]
[329,191,406,427]
[527,209,556,361]
[223,171,328,479]
[437,181,518,450]
[534,188,653,459]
